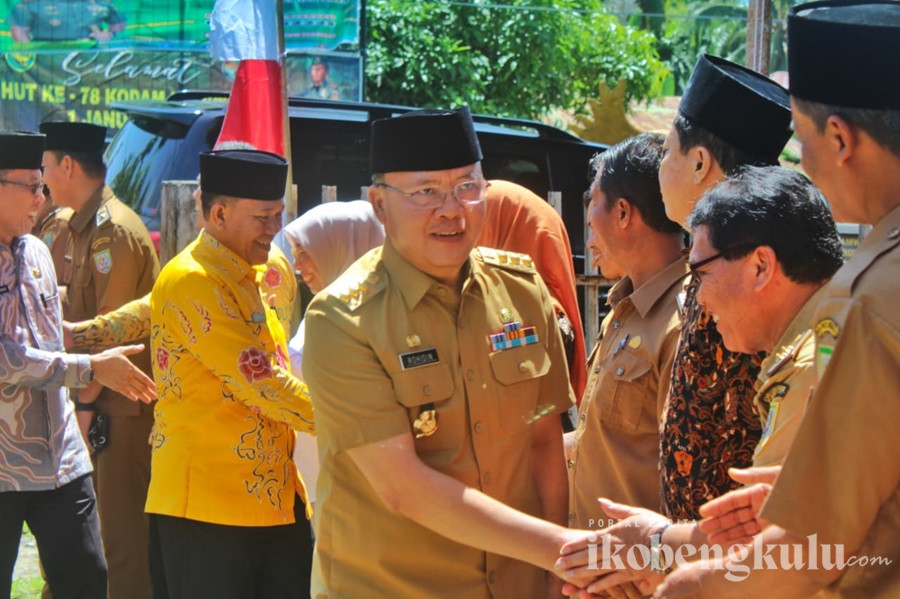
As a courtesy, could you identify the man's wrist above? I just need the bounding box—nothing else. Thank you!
[649,521,674,574]
[73,397,97,411]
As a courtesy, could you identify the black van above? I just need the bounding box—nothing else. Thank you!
[104,93,606,265]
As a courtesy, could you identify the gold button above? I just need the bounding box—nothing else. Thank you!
[474,421,485,433]
[518,362,528,372]
[613,320,621,329]
[889,227,900,240]
[483,472,492,484]
[567,460,574,469]
[466,369,476,380]
[568,513,575,521]
[580,413,586,421]
[616,366,625,376]
[423,385,433,395]
[594,366,601,373]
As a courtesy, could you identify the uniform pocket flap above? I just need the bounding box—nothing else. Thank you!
[489,344,550,385]
[599,349,652,383]
[392,363,455,407]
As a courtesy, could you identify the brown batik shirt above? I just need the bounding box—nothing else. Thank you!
[658,278,764,521]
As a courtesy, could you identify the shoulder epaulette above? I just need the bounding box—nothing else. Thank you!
[475,247,537,274]
[328,262,386,311]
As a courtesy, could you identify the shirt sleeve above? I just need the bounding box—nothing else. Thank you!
[0,335,92,390]
[70,293,151,351]
[93,226,147,315]
[161,271,314,434]
[303,298,412,454]
[760,301,900,551]
[534,273,577,416]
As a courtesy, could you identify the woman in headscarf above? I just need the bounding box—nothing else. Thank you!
[479,180,587,401]
[281,200,385,508]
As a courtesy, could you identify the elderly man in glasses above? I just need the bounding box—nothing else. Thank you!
[303,108,593,598]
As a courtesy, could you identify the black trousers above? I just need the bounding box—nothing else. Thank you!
[151,495,313,599]
[0,474,107,599]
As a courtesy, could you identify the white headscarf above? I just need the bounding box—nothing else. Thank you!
[281,200,384,286]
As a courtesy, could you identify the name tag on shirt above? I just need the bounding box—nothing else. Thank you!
[399,348,439,370]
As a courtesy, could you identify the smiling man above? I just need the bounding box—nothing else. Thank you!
[303,108,587,598]
[146,150,316,599]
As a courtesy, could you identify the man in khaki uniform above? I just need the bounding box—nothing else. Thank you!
[568,133,686,526]
[40,121,160,599]
[656,2,900,596]
[304,108,590,598]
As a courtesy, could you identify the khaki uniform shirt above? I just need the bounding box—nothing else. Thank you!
[35,205,71,276]
[304,244,576,599]
[761,206,900,597]
[59,185,159,415]
[751,286,827,468]
[570,259,687,526]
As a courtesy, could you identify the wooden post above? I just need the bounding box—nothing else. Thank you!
[747,0,772,74]
[321,185,337,203]
[583,202,600,353]
[547,191,562,217]
[160,181,198,266]
[360,186,370,202]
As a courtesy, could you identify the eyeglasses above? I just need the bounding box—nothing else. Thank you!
[688,243,758,281]
[375,179,489,210]
[0,178,44,196]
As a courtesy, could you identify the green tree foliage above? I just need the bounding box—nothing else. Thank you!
[365,0,668,120]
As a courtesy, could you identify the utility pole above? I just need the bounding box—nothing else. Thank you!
[747,0,773,74]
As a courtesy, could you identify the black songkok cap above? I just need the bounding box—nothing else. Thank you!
[199,150,288,201]
[39,122,106,154]
[789,0,900,110]
[370,107,483,173]
[0,131,45,169]
[679,54,792,163]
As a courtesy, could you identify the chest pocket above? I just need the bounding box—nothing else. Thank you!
[489,343,550,436]
[596,348,654,432]
[392,363,461,452]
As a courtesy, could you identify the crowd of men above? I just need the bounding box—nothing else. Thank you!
[0,1,897,598]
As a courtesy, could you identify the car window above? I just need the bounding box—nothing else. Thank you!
[105,118,193,233]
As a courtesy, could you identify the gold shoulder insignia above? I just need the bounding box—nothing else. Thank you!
[328,263,385,311]
[814,318,840,340]
[96,206,112,227]
[762,382,790,406]
[475,247,536,273]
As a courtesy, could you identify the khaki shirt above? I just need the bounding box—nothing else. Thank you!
[60,185,159,415]
[751,286,827,468]
[304,243,576,599]
[761,206,900,597]
[570,259,687,526]
[36,205,72,276]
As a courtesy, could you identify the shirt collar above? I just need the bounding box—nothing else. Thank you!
[195,229,255,283]
[610,258,689,318]
[381,241,472,310]
[762,284,829,377]
[69,184,111,233]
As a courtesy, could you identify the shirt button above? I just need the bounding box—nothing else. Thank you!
[612,320,621,329]
[423,384,433,395]
[483,472,492,484]
[466,369,476,380]
[889,227,900,240]
[593,366,601,374]
[518,361,528,372]
[568,512,575,522]
[438,288,447,296]
[580,413,586,422]
[567,460,574,469]
[474,421,485,433]
[616,366,625,376]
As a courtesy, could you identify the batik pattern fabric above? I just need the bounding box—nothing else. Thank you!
[146,231,314,527]
[658,278,763,520]
[0,235,92,492]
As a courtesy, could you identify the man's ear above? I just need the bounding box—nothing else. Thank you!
[751,245,778,292]
[369,186,387,224]
[824,114,858,167]
[207,202,227,230]
[692,145,716,185]
[614,198,633,229]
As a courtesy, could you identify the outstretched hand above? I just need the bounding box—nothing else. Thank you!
[697,466,781,545]
[89,344,157,404]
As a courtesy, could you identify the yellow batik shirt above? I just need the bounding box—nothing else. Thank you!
[146,231,314,527]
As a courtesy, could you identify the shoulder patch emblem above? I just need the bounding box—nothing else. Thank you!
[93,249,112,274]
[761,382,789,406]
[815,318,840,339]
[96,206,112,227]
[476,247,536,273]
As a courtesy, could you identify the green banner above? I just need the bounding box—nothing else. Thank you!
[0,0,359,50]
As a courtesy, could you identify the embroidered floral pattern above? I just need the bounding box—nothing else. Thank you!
[155,347,169,371]
[238,347,273,383]
[263,266,281,289]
